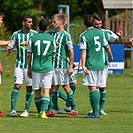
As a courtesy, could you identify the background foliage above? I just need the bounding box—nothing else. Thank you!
[0,0,121,37]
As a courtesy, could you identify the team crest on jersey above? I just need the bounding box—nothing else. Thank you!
[56,41,59,48]
[20,41,28,49]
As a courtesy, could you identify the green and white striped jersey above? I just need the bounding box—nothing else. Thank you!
[101,29,118,65]
[28,32,56,73]
[48,29,73,69]
[80,28,108,70]
[8,29,37,68]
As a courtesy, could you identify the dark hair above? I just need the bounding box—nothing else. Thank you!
[0,12,4,17]
[84,15,93,27]
[39,19,49,31]
[21,15,32,22]
[93,13,102,21]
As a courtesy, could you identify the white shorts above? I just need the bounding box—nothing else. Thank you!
[52,68,69,85]
[32,71,53,90]
[69,71,76,83]
[14,67,32,86]
[99,65,108,88]
[82,69,106,87]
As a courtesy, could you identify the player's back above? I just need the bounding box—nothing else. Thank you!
[81,27,105,70]
[31,32,55,73]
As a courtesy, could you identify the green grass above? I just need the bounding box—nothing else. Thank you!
[0,51,132,133]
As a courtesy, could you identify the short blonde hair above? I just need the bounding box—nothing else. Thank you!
[51,14,68,26]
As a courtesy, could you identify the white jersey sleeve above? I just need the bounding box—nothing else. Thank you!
[8,32,17,48]
[27,38,32,53]
[80,35,87,50]
[107,30,118,42]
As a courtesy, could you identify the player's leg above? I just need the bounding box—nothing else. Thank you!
[41,71,53,118]
[99,88,107,115]
[34,89,42,116]
[31,72,42,117]
[63,84,78,117]
[69,74,77,93]
[58,88,67,101]
[99,67,108,116]
[51,68,67,114]
[10,68,23,117]
[64,73,77,112]
[20,69,33,117]
[84,70,100,118]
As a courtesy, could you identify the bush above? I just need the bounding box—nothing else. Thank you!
[0,24,11,40]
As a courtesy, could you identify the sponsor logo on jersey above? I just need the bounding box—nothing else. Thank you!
[56,41,59,48]
[20,41,28,49]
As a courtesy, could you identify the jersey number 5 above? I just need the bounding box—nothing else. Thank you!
[35,40,50,55]
[94,36,101,52]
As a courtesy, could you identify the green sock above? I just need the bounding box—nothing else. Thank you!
[48,92,54,112]
[34,97,42,113]
[65,84,76,107]
[100,90,106,111]
[90,90,100,115]
[11,88,19,110]
[65,97,71,107]
[67,90,76,111]
[58,88,67,101]
[89,92,93,111]
[52,91,59,110]
[70,83,76,94]
[24,91,33,111]
[41,96,50,112]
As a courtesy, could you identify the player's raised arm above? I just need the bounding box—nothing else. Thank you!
[0,40,9,46]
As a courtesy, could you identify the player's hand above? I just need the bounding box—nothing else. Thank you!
[109,56,113,62]
[28,69,32,79]
[67,67,73,76]
[78,63,81,72]
[40,16,44,21]
[116,26,123,37]
[82,65,89,74]
[129,38,133,45]
[6,46,12,53]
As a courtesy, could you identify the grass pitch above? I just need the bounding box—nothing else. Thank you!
[0,51,132,133]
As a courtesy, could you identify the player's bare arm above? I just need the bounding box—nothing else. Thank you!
[104,45,113,62]
[80,50,89,74]
[0,40,9,46]
[28,53,32,78]
[67,48,74,76]
[78,59,82,71]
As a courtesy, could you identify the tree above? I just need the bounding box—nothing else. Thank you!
[2,0,44,32]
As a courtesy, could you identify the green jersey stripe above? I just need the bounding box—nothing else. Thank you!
[8,29,37,68]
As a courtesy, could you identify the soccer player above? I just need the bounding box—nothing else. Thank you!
[80,15,113,118]
[6,15,37,117]
[27,18,56,118]
[49,14,78,117]
[0,12,9,117]
[91,13,123,115]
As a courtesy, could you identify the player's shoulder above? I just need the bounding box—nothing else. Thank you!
[11,29,21,37]
[48,29,56,35]
[30,29,38,33]
[80,29,88,37]
[45,32,55,39]
[61,30,69,36]
[101,28,113,34]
